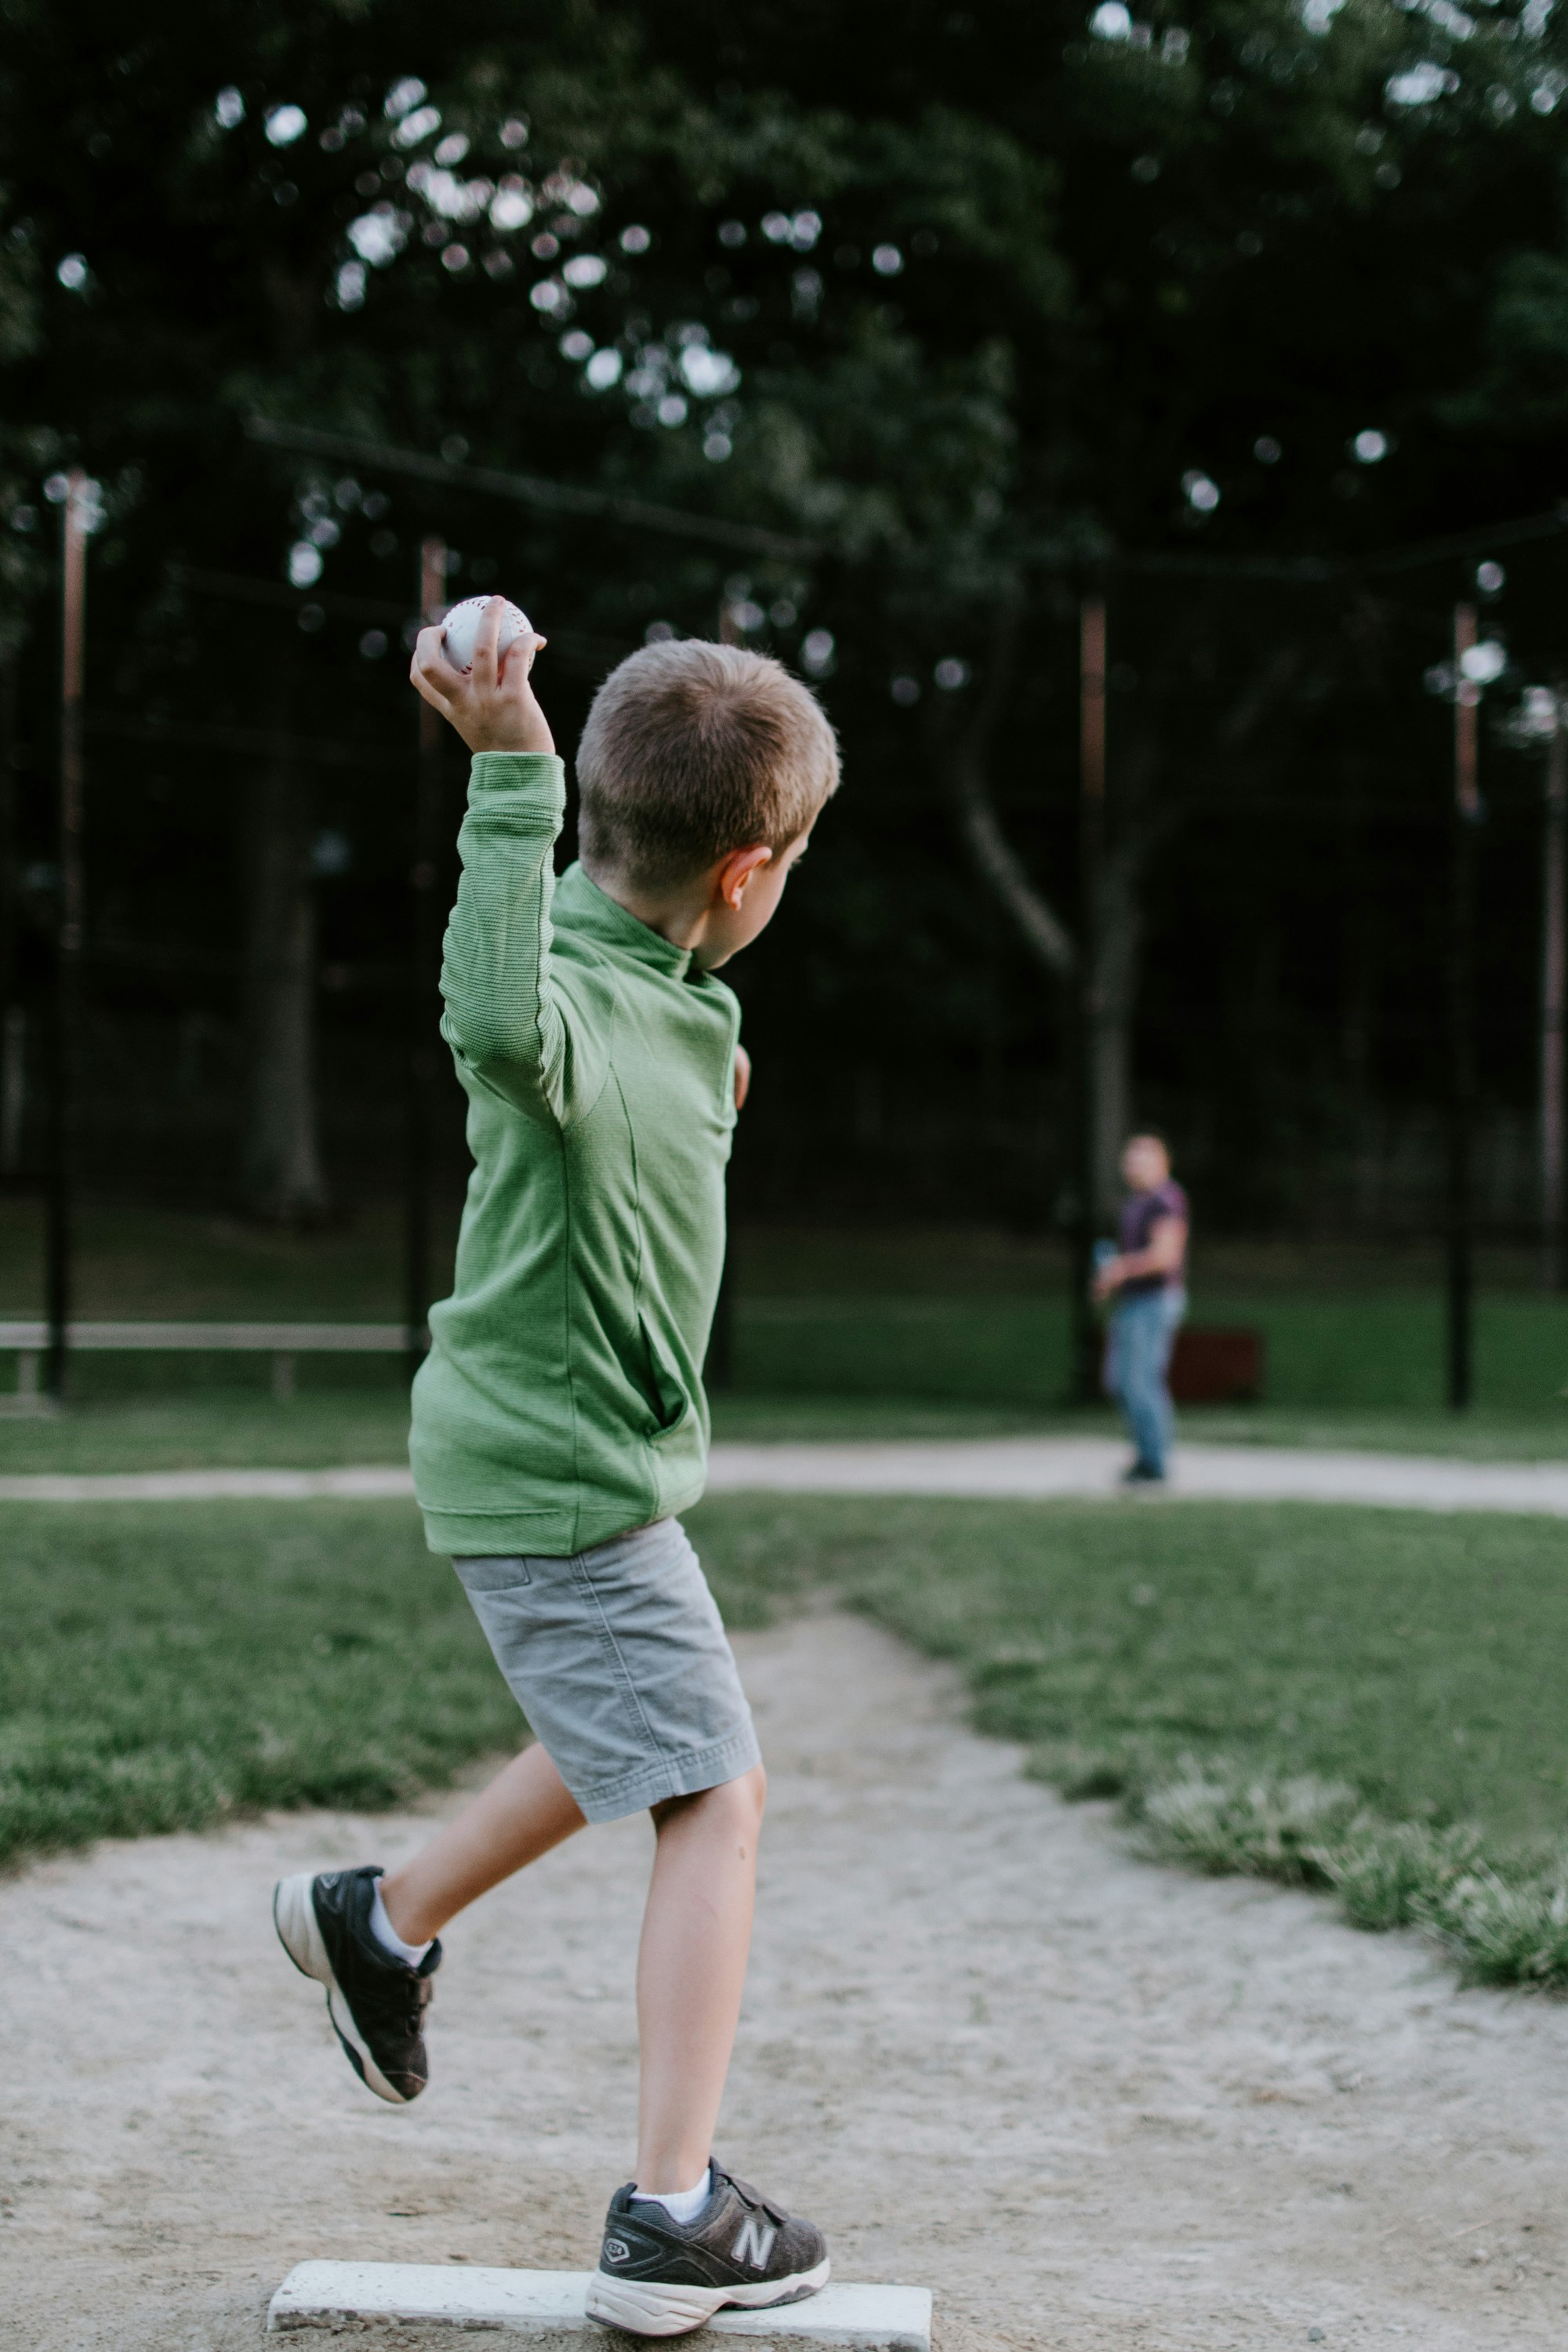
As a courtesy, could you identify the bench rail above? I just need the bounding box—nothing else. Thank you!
[0,1321,412,1352]
[0,1322,417,1408]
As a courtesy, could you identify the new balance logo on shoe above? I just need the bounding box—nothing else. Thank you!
[731,2214,779,2270]
[587,2164,829,2335]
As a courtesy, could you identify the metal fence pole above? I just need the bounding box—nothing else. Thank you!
[1073,592,1107,1403]
[1541,702,1567,1291]
[1446,601,1479,1411]
[404,536,447,1378]
[45,471,88,1400]
[0,649,20,1176]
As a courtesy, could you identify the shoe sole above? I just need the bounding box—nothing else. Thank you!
[584,2257,831,2338]
[272,1871,410,2107]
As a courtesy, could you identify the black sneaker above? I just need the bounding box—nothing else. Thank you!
[273,1865,441,2105]
[1120,1461,1166,1486]
[586,2162,829,2337]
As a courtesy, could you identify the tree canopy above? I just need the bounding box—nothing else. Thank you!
[3,0,1568,1226]
[7,1,1568,591]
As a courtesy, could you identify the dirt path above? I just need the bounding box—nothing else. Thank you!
[11,1436,1568,1510]
[5,1611,1568,2351]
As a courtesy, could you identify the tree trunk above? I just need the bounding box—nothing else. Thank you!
[241,744,327,1224]
[942,597,1303,1248]
[942,590,1076,981]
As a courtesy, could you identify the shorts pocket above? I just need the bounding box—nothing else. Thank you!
[452,1555,535,1594]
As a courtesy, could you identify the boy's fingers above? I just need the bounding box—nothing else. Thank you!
[412,622,464,683]
[412,624,467,711]
[498,630,547,686]
[410,659,453,717]
[470,594,506,688]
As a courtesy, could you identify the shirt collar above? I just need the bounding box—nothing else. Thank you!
[554,861,695,979]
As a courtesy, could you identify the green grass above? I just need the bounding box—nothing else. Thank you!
[0,1503,515,1865]
[0,1384,419,1472]
[729,1290,1568,1421]
[0,1382,1069,1475]
[690,1494,1568,1987]
[0,1197,456,1321]
[0,1498,795,1872]
[11,1486,1568,1986]
[688,1496,1568,1849]
[725,1225,1568,1419]
[11,1203,1568,1431]
[8,1382,1568,1476]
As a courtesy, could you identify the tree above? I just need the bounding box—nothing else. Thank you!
[4,0,1568,1237]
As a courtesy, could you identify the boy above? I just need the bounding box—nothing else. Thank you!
[1093,1131,1189,1485]
[273,601,840,2338]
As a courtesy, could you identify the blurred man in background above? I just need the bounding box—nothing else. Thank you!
[1094,1134,1189,1487]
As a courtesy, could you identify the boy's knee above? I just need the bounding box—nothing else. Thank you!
[704,1762,767,1828]
[652,1762,766,1835]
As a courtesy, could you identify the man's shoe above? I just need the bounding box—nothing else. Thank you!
[273,1866,441,2105]
[586,2163,830,2338]
[1120,1461,1166,1486]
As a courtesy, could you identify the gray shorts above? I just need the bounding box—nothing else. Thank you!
[452,1517,760,1824]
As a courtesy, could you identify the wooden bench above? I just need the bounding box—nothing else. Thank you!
[1169,1325,1265,1406]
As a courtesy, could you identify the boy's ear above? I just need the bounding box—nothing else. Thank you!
[713,844,774,911]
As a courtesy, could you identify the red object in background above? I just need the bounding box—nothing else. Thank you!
[1169,1326,1265,1405]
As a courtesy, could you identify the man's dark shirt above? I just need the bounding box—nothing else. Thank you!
[1116,1179,1189,1296]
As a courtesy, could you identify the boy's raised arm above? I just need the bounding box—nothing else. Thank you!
[411,601,585,1124]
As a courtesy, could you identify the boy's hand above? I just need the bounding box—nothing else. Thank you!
[734,1043,751,1111]
[411,597,554,754]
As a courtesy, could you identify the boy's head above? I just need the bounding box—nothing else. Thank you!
[576,639,839,963]
[1121,1133,1171,1192]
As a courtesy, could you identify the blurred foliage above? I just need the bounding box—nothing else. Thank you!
[3,2,1568,1220]
[3,0,1567,634]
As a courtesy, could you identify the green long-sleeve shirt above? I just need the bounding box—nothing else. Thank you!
[409,752,740,1557]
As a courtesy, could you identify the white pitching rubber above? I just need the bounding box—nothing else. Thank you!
[267,2263,931,2349]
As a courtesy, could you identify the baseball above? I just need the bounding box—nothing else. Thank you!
[441,595,535,674]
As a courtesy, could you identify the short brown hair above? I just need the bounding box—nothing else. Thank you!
[576,639,840,885]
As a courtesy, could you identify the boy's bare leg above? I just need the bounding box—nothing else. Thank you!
[634,1763,767,2193]
[379,1742,586,1945]
[379,1751,764,2190]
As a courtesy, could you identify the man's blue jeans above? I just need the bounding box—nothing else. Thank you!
[1103,1287,1186,1477]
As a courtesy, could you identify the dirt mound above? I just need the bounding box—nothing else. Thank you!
[4,1611,1566,2349]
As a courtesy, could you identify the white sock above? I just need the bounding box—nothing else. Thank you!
[367,1878,432,1969]
[631,2167,711,2225]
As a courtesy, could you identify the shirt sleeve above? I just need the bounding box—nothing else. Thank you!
[437,751,604,1127]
